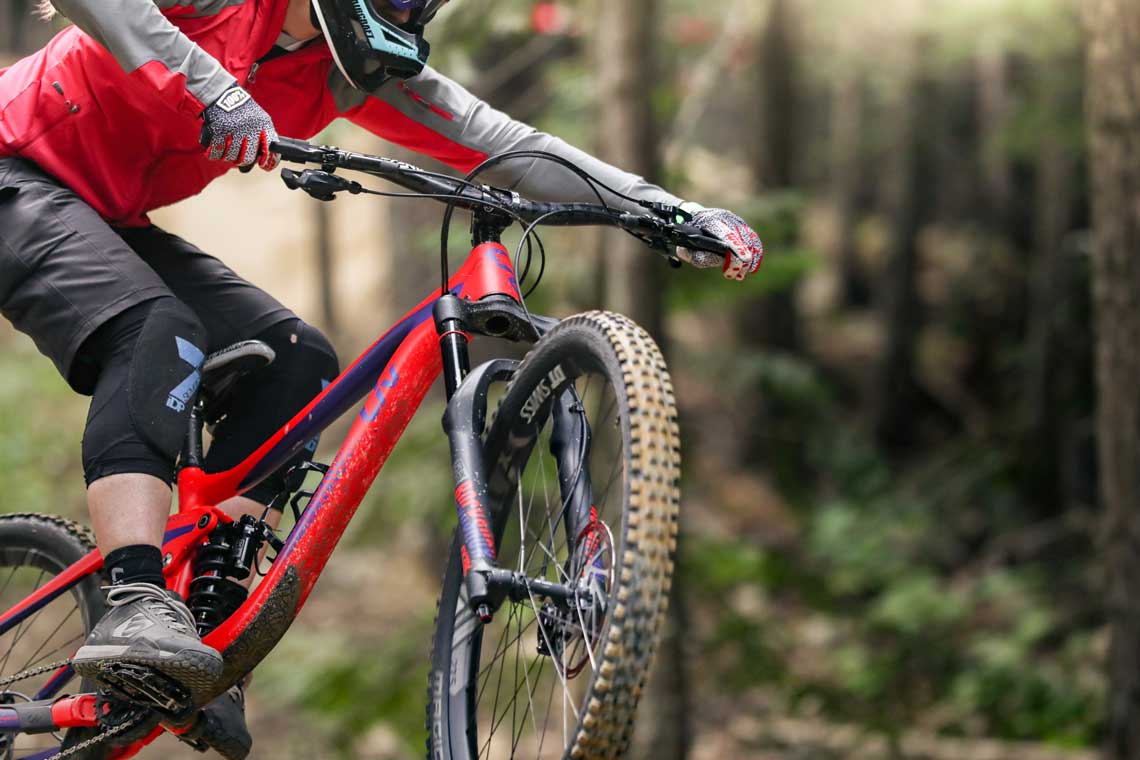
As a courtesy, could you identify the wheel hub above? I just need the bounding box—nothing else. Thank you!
[534,515,615,678]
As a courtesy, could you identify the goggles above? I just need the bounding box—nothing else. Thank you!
[383,0,448,22]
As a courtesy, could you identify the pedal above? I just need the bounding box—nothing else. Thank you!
[98,663,193,719]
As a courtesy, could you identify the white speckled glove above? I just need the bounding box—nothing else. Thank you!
[200,86,279,170]
[677,205,764,281]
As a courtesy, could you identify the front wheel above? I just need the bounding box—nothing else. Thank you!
[427,311,681,760]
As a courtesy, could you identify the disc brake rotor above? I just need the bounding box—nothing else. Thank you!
[548,514,615,679]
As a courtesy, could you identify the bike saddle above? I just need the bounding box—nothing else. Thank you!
[199,340,276,424]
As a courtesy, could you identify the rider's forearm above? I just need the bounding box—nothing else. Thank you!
[340,67,686,214]
[44,0,237,115]
[472,124,686,213]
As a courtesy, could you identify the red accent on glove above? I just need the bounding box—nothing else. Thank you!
[257,130,279,171]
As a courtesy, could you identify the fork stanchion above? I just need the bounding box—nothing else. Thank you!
[434,294,470,400]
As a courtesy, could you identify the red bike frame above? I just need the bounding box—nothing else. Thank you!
[0,240,522,758]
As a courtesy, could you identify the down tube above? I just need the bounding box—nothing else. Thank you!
[203,318,443,650]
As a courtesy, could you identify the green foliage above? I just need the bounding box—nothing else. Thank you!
[686,416,1103,746]
[0,332,88,521]
[255,619,436,756]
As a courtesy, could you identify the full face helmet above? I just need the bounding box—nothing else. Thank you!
[311,0,451,90]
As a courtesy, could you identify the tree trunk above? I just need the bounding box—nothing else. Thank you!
[595,2,686,757]
[1023,70,1076,517]
[740,0,800,352]
[975,43,1013,232]
[1082,3,1140,758]
[830,69,869,308]
[313,201,336,337]
[596,0,663,338]
[873,44,938,450]
[754,0,796,189]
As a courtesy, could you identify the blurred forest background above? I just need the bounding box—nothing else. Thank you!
[3,0,1140,757]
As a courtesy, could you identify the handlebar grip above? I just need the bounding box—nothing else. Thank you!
[270,137,324,163]
[675,224,732,256]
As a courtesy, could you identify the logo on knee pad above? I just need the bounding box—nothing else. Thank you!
[166,336,205,413]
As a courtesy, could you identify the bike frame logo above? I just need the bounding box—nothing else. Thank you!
[360,366,400,422]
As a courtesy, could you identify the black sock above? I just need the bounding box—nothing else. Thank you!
[104,544,165,588]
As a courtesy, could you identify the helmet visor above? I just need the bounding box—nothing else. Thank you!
[418,0,449,23]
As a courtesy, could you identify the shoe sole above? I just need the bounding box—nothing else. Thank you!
[201,726,252,760]
[72,644,223,703]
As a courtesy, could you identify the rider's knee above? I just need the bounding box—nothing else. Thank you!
[205,318,339,505]
[259,318,340,387]
[81,297,208,485]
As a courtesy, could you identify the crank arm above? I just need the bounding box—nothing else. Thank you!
[0,694,100,734]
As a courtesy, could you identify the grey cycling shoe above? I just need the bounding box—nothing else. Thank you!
[72,582,223,703]
[179,681,253,760]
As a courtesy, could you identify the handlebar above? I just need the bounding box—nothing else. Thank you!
[270,137,730,258]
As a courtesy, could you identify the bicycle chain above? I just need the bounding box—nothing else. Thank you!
[48,713,145,759]
[0,658,73,689]
[1,658,146,759]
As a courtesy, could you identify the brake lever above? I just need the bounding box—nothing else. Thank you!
[674,223,732,256]
[639,200,693,226]
[280,168,362,201]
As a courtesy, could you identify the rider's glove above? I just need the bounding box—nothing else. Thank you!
[200,86,279,171]
[677,205,764,281]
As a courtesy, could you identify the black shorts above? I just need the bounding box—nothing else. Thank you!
[0,157,294,394]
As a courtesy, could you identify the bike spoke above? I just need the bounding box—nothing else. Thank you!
[460,365,634,757]
[476,614,538,703]
[25,629,82,673]
[1,567,47,675]
[19,604,79,674]
[0,565,20,602]
[482,599,517,759]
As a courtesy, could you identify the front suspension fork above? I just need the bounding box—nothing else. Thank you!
[436,296,510,622]
[436,295,593,623]
[549,388,595,548]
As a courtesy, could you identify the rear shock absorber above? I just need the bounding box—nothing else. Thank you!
[186,515,284,636]
[186,529,248,636]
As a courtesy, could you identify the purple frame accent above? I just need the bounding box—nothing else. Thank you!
[0,578,84,639]
[20,748,61,760]
[163,524,194,543]
[238,296,441,489]
[34,665,75,701]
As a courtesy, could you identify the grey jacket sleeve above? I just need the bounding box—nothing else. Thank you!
[47,0,239,114]
[337,66,685,213]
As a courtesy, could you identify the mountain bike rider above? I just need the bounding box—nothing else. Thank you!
[0,0,763,754]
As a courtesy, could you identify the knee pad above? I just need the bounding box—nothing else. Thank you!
[128,298,208,460]
[267,319,340,389]
[80,297,207,484]
[205,319,339,503]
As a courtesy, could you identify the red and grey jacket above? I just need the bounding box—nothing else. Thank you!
[0,0,682,227]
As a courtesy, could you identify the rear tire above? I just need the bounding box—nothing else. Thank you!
[427,312,681,759]
[0,513,107,759]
